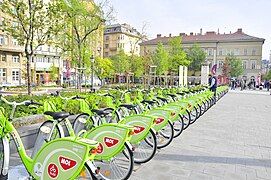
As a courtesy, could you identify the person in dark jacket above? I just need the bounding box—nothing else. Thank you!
[209,74,217,103]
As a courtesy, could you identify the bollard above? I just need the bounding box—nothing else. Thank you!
[31,126,51,158]
[73,117,87,135]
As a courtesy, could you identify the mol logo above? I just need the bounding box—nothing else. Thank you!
[47,163,58,179]
[104,137,119,148]
[97,143,104,154]
[59,156,77,171]
[155,117,164,124]
[134,126,145,134]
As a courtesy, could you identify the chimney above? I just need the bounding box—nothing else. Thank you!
[169,33,172,37]
[217,28,220,34]
[157,34,161,38]
[200,28,202,35]
[190,32,193,36]
[237,28,243,34]
[230,31,232,34]
[179,33,186,36]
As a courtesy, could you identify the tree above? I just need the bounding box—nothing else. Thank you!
[223,54,244,78]
[168,37,189,74]
[1,0,62,95]
[94,57,114,82]
[130,55,144,78]
[49,65,59,83]
[167,37,189,85]
[152,42,169,76]
[56,0,113,90]
[111,50,130,83]
[187,44,206,75]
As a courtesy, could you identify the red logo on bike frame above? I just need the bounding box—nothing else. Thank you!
[97,143,104,154]
[134,126,145,134]
[59,156,77,171]
[48,163,59,179]
[104,137,119,148]
[155,117,164,124]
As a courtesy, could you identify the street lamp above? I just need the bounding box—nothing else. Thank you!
[90,55,95,91]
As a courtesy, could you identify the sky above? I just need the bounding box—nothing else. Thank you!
[108,0,271,60]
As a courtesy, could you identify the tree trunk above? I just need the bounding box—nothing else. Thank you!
[27,54,32,95]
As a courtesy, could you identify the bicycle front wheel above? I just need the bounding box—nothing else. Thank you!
[133,129,157,164]
[156,121,174,149]
[94,143,134,180]
[76,162,95,180]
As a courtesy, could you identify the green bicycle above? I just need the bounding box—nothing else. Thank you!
[0,95,99,179]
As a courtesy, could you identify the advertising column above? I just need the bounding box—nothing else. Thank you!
[179,65,184,87]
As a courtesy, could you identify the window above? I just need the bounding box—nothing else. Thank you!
[252,49,256,55]
[12,69,19,81]
[1,54,6,61]
[242,60,247,69]
[48,46,51,52]
[0,35,4,45]
[104,52,109,57]
[105,44,109,49]
[12,55,20,63]
[234,48,239,55]
[251,60,256,69]
[0,68,6,78]
[244,49,248,55]
[105,36,109,41]
[208,49,213,56]
[12,38,18,46]
[219,49,223,56]
[218,60,223,69]
[0,17,3,26]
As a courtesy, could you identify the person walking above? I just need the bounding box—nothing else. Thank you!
[209,74,218,104]
[266,80,270,92]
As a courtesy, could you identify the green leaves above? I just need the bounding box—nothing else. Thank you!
[168,37,189,73]
[223,54,244,78]
[187,44,206,74]
[152,42,169,75]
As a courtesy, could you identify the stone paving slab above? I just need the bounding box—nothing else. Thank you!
[130,91,271,180]
[8,90,271,179]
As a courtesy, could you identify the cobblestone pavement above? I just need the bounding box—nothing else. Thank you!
[9,90,271,179]
[130,90,271,180]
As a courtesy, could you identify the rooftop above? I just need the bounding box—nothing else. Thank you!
[104,23,140,37]
[140,28,265,46]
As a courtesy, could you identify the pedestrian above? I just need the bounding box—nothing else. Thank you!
[209,73,218,104]
[230,78,236,90]
[265,80,270,91]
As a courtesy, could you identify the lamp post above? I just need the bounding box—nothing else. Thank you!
[90,55,95,91]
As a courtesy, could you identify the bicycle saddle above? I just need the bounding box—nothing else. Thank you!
[44,111,70,120]
[156,97,168,102]
[92,109,110,116]
[141,100,156,105]
[119,104,136,110]
[167,94,177,98]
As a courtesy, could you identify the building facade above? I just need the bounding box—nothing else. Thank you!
[103,23,141,57]
[0,11,24,86]
[140,28,265,80]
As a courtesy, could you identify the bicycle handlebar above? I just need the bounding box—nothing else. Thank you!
[0,96,42,107]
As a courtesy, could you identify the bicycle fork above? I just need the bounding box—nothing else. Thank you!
[1,136,10,176]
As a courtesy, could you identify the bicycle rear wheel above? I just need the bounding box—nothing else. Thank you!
[156,121,174,149]
[182,110,191,130]
[172,116,184,138]
[94,143,133,180]
[133,129,157,164]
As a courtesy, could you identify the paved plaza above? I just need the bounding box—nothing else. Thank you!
[9,90,271,179]
[131,90,271,180]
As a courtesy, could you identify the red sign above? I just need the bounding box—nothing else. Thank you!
[59,156,77,171]
[134,126,145,134]
[48,163,59,179]
[104,137,119,148]
[97,143,104,154]
[155,117,164,124]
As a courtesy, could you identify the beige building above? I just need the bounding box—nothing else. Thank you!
[103,23,141,57]
[140,28,265,80]
[0,12,24,86]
